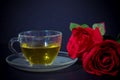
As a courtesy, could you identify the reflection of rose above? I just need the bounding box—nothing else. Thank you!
[67,27,102,59]
[82,40,120,76]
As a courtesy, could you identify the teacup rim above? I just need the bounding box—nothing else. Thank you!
[18,30,62,38]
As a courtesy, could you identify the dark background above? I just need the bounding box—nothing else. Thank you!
[1,0,120,51]
[0,0,120,80]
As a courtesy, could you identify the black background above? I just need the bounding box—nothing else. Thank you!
[1,0,120,50]
[1,0,120,80]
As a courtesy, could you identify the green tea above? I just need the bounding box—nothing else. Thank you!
[21,43,60,65]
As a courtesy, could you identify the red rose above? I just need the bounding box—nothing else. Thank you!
[67,27,102,59]
[82,40,120,76]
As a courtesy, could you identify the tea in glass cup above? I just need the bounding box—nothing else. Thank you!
[9,30,62,66]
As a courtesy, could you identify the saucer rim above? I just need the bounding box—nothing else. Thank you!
[6,51,78,72]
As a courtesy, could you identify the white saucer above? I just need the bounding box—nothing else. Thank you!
[6,51,78,72]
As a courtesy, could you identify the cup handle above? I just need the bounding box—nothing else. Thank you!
[8,37,20,55]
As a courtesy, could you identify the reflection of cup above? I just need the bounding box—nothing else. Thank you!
[9,30,62,66]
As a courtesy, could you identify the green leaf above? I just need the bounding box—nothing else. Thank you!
[92,22,106,35]
[117,40,120,43]
[81,24,89,28]
[70,23,80,31]
[70,23,89,31]
[117,33,120,43]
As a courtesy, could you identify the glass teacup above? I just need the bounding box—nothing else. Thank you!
[9,30,62,66]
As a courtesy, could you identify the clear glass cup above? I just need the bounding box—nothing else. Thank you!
[9,30,62,66]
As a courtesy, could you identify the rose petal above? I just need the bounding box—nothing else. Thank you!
[82,40,120,76]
